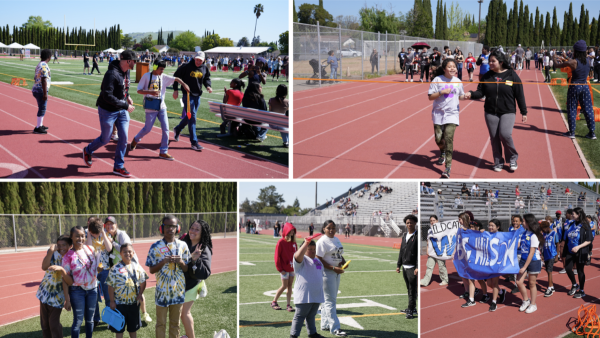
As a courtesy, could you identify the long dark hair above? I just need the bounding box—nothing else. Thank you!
[183,220,213,254]
[573,207,589,227]
[523,214,545,246]
[230,78,245,92]
[574,50,588,66]
[490,49,512,71]
[433,58,457,80]
[244,82,264,104]
[275,84,288,104]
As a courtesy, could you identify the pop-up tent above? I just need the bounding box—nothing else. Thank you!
[23,43,40,56]
[7,42,24,55]
[0,42,6,54]
[103,48,116,53]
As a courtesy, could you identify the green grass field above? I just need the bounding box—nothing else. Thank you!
[548,69,600,176]
[0,271,237,338]
[0,57,288,165]
[238,234,416,338]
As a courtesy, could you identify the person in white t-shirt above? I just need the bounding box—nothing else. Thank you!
[316,221,347,337]
[130,57,190,161]
[471,184,480,197]
[289,239,326,338]
[428,58,467,179]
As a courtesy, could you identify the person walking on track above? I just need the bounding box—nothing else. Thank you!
[83,50,136,178]
[172,51,213,151]
[476,45,491,82]
[465,49,527,173]
[552,40,597,140]
[83,49,91,75]
[53,49,59,64]
[91,52,101,75]
[32,49,52,135]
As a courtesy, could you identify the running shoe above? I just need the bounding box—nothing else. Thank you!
[437,152,446,165]
[441,167,451,179]
[439,281,448,286]
[559,269,567,274]
[406,310,414,319]
[173,127,180,142]
[461,300,476,308]
[82,147,92,167]
[459,291,468,299]
[129,140,138,151]
[525,304,537,313]
[498,290,506,304]
[410,79,413,82]
[479,294,491,303]
[585,132,597,140]
[574,290,586,299]
[141,312,152,322]
[474,288,480,297]
[489,302,497,312]
[333,330,347,337]
[283,142,289,148]
[510,160,518,171]
[113,167,132,178]
[159,153,174,161]
[40,125,49,130]
[568,284,579,296]
[511,286,520,294]
[111,133,119,141]
[33,126,47,134]
[493,164,503,172]
[191,144,204,151]
[544,288,554,297]
[519,299,531,312]
[564,132,576,139]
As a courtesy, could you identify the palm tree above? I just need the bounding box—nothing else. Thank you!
[252,4,264,46]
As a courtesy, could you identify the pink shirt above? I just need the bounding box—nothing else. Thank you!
[62,245,101,290]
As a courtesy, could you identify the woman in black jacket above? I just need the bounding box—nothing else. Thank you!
[564,207,593,299]
[465,50,527,173]
[181,220,213,338]
[242,82,269,141]
[397,214,418,319]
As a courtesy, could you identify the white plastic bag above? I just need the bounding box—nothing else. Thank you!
[214,329,230,338]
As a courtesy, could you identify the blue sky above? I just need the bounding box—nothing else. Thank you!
[239,182,367,209]
[297,0,600,27]
[2,0,289,44]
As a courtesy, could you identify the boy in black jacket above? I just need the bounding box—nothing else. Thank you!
[172,51,213,151]
[397,214,418,319]
[83,50,136,178]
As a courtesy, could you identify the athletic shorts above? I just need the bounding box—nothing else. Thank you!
[544,258,555,272]
[109,303,141,333]
[84,61,90,68]
[519,258,541,274]
[516,56,522,63]
[467,68,474,73]
[280,271,295,280]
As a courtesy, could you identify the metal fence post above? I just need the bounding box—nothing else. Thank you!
[317,22,321,88]
[378,31,381,76]
[385,31,388,75]
[133,214,136,243]
[361,31,364,80]
[339,24,342,81]
[13,214,17,252]
[59,215,62,235]
[224,213,228,238]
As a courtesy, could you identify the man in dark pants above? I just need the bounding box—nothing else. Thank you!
[419,47,430,82]
[397,214,418,319]
[370,49,379,74]
[91,52,101,74]
[83,49,91,75]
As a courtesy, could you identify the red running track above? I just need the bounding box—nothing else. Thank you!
[0,237,237,327]
[0,81,287,178]
[420,248,600,338]
[249,229,401,248]
[293,68,589,179]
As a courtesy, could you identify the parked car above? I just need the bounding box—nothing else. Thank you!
[339,48,362,57]
[309,48,330,54]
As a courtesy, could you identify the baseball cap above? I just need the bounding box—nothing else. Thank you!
[194,51,205,60]
[518,44,521,47]
[104,216,117,224]
[556,210,562,214]
[120,50,136,61]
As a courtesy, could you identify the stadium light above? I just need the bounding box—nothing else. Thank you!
[478,0,484,44]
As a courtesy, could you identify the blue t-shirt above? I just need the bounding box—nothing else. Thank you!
[558,220,573,242]
[590,221,596,239]
[551,218,561,230]
[327,56,338,69]
[509,226,522,254]
[479,53,490,75]
[543,230,558,261]
[520,230,541,261]
[566,223,582,252]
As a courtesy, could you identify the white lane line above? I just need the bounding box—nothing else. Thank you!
[0,143,44,178]
[534,68,557,178]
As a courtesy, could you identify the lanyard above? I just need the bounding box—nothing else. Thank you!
[74,245,95,277]
[161,239,178,256]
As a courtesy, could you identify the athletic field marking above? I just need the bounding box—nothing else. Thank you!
[0,144,44,178]
[295,83,397,110]
[0,291,36,300]
[240,293,406,305]
[51,81,74,85]
[295,83,377,100]
[239,312,404,327]
[0,271,44,279]
[469,137,490,178]
[240,270,396,277]
[295,83,419,125]
[0,306,39,317]
[0,162,29,178]
[534,69,557,178]
[0,82,288,175]
[0,280,40,288]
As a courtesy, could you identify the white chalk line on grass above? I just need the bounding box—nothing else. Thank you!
[240,270,397,277]
[0,143,44,178]
[534,68,557,179]
[295,83,397,110]
[0,82,288,176]
[240,293,406,305]
[295,82,419,125]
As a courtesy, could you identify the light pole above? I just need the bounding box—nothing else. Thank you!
[478,0,484,43]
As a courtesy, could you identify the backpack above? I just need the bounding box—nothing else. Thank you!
[238,124,257,139]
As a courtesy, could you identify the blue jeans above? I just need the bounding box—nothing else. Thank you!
[32,90,47,117]
[135,109,170,153]
[86,107,130,169]
[322,269,341,333]
[176,93,200,146]
[97,269,110,306]
[69,286,97,338]
[253,126,268,140]
[281,132,289,144]
[330,67,338,79]
[421,186,433,194]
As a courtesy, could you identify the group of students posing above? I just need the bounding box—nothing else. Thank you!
[399,46,479,83]
[36,215,213,338]
[423,207,596,314]
[272,216,418,338]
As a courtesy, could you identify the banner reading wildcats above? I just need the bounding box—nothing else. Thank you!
[454,227,525,280]
[427,220,460,260]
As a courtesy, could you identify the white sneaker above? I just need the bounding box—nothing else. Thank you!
[519,299,531,312]
[559,269,567,274]
[141,312,152,322]
[410,79,413,82]
[439,281,448,286]
[525,304,538,314]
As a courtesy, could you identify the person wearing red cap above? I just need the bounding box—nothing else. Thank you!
[272,222,297,312]
[552,211,563,230]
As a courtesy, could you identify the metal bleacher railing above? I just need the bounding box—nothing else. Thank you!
[293,22,484,86]
[0,212,236,251]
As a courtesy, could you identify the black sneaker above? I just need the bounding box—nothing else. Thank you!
[568,284,579,296]
[33,126,47,134]
[82,147,92,167]
[510,160,518,171]
[573,290,586,299]
[437,152,446,165]
[498,290,506,304]
[459,291,468,299]
[461,300,476,308]
[544,288,554,297]
[585,132,597,140]
[441,167,451,179]
[564,131,576,139]
[308,333,326,338]
[40,125,49,130]
[173,127,180,142]
[489,302,497,312]
[474,288,480,297]
[479,294,491,303]
[332,330,347,337]
[511,286,519,294]
[406,311,414,319]
[493,163,503,172]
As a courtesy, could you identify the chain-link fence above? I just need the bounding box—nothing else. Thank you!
[0,212,236,251]
[293,22,483,90]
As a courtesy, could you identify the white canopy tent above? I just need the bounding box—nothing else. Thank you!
[0,42,6,54]
[7,42,24,56]
[103,48,116,53]
[23,43,40,56]
[115,49,124,53]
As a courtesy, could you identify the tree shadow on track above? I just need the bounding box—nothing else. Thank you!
[31,164,116,178]
[513,123,565,137]
[0,130,32,137]
[386,150,494,176]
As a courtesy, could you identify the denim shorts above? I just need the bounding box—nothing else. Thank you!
[280,271,295,280]
[519,259,542,274]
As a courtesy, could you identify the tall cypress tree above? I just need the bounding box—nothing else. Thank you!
[182,183,192,213]
[99,183,109,214]
[500,1,508,46]
[119,183,129,214]
[544,12,551,47]
[579,4,586,42]
[19,182,38,247]
[507,9,514,46]
[584,9,590,44]
[107,183,121,214]
[163,182,175,212]
[293,0,298,23]
[566,4,573,45]
[74,182,90,215]
[443,3,448,40]
[517,0,524,45]
[435,0,441,39]
[423,0,434,38]
[573,18,579,44]
[510,0,517,46]
[88,182,100,214]
[523,5,530,46]
[174,183,183,213]
[485,0,495,45]
[534,7,540,46]
[62,182,77,215]
[591,18,597,47]
[153,182,164,214]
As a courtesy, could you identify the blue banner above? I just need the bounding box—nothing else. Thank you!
[453,227,525,280]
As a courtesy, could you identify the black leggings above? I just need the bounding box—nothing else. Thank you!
[91,63,100,74]
[526,59,531,69]
[406,65,414,80]
[545,66,551,81]
[421,65,430,82]
[565,253,586,290]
